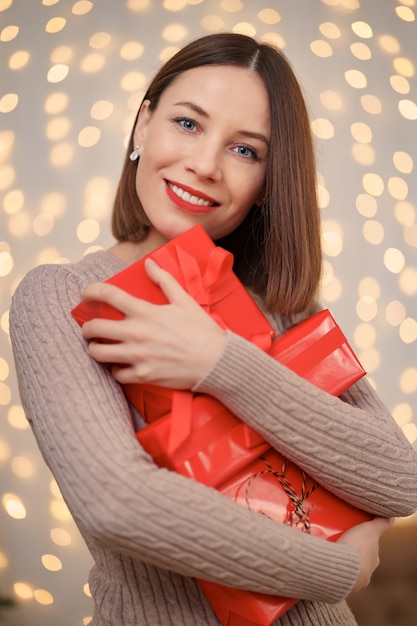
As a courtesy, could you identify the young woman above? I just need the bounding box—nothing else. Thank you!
[10,33,417,626]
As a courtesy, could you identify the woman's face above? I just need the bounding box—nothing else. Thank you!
[133,64,271,245]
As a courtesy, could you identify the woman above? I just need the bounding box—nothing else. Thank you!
[10,33,417,626]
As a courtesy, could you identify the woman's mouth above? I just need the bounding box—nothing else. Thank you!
[165,181,219,214]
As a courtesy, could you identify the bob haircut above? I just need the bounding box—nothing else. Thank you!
[112,33,322,316]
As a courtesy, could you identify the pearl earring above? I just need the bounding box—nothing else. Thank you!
[129,145,140,161]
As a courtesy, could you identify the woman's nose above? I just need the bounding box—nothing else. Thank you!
[184,140,222,182]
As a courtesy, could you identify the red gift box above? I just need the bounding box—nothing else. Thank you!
[268,308,365,396]
[135,309,366,486]
[72,224,275,456]
[71,227,368,626]
[196,448,371,626]
[72,224,275,353]
[130,307,365,463]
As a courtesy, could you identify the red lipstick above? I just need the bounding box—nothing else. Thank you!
[165,180,219,214]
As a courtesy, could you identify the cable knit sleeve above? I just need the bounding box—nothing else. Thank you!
[9,262,361,606]
[194,331,417,518]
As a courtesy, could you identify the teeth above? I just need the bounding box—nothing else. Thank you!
[169,183,215,206]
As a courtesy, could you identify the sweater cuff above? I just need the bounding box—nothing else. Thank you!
[193,330,254,394]
[193,330,281,416]
[286,538,360,604]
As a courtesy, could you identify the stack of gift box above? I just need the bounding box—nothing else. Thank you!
[72,225,370,626]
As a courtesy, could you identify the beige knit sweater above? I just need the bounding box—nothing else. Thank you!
[10,249,417,626]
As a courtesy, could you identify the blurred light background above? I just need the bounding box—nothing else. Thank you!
[0,0,416,625]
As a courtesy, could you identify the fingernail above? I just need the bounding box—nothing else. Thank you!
[145,257,159,269]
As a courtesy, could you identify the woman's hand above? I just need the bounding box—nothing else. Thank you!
[81,258,227,389]
[337,516,394,595]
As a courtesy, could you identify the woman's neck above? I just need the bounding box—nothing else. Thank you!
[107,228,168,265]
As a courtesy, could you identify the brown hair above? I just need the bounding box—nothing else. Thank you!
[112,33,321,315]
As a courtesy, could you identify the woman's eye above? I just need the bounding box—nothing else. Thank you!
[235,145,257,160]
[177,118,196,132]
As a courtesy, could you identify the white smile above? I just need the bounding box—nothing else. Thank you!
[168,182,216,207]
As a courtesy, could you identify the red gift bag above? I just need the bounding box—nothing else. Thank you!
[71,227,368,626]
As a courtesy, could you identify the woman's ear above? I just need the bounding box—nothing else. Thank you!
[133,99,152,149]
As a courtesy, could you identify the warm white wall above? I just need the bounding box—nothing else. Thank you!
[0,1,416,624]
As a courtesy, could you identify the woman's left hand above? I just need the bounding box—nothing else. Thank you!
[80,258,227,389]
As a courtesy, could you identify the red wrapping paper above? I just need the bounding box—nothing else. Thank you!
[134,309,367,486]
[71,226,369,626]
[72,224,275,353]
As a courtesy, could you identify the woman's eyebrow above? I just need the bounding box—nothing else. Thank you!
[239,130,270,146]
[173,101,269,146]
[174,101,208,117]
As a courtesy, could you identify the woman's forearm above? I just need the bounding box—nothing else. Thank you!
[195,331,417,517]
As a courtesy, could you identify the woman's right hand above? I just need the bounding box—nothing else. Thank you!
[81,258,227,390]
[337,516,394,594]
